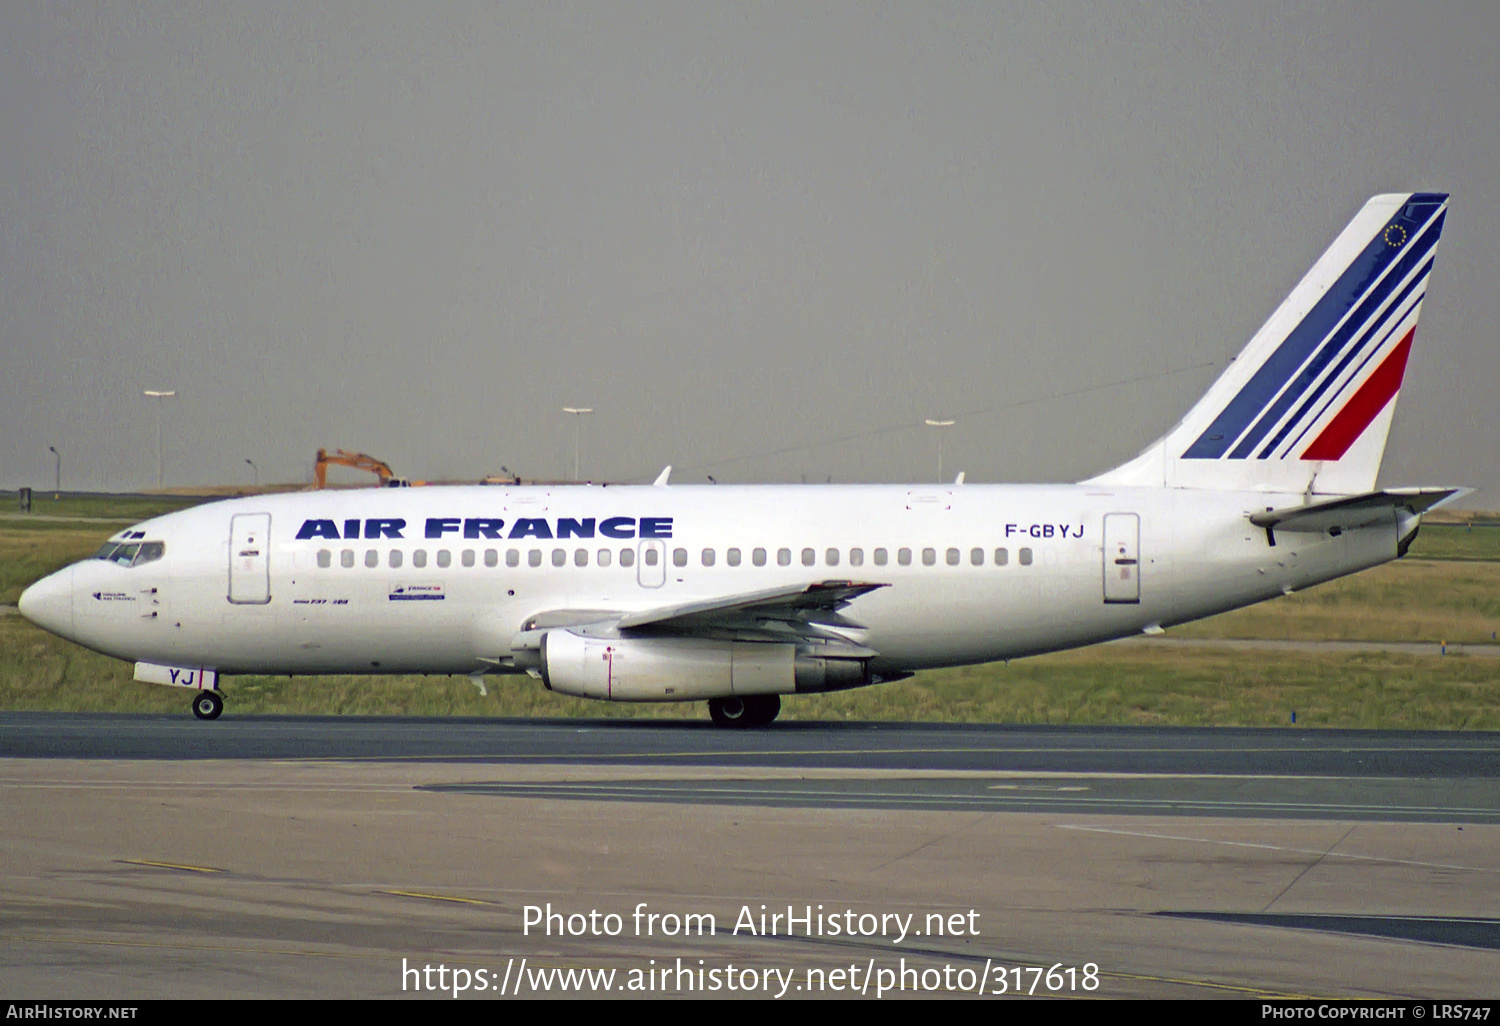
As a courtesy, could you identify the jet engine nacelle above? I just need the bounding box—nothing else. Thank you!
[538,631,871,702]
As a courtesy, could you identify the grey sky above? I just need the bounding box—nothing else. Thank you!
[2,3,1496,498]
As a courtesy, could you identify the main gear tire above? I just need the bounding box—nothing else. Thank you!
[708,694,780,729]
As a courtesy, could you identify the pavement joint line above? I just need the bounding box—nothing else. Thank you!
[1055,825,1500,874]
[303,745,1500,763]
[427,786,1500,818]
[444,780,1500,808]
[0,933,463,962]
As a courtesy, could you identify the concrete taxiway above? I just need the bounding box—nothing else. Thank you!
[2,714,1498,999]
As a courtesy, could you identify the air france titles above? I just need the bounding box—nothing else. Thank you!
[295,516,673,541]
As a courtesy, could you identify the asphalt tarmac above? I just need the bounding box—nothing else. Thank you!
[3,713,1498,999]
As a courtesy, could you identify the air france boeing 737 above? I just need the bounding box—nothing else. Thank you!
[19,194,1466,727]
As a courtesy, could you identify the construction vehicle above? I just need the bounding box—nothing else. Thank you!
[313,449,410,489]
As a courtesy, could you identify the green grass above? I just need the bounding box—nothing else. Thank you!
[4,615,1498,728]
[2,495,1498,725]
[0,527,117,606]
[1405,522,1500,561]
[0,492,207,521]
[1177,559,1500,644]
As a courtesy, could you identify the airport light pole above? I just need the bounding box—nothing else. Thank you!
[245,459,259,487]
[48,446,60,499]
[924,419,955,483]
[143,390,177,491]
[562,407,594,481]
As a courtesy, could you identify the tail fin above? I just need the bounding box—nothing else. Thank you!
[1088,193,1448,494]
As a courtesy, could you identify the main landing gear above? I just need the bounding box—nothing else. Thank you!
[191,691,224,721]
[707,694,780,729]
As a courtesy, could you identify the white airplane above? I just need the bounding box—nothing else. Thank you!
[20,193,1465,727]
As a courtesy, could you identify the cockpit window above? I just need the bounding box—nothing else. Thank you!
[108,544,140,567]
[94,540,165,568]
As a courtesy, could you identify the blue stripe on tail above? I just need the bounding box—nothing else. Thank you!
[1183,201,1446,460]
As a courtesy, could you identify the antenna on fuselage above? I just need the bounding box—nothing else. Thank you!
[653,466,672,487]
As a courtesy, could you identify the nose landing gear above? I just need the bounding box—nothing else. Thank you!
[191,691,224,720]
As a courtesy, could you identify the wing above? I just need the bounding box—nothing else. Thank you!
[513,580,888,652]
[617,580,886,638]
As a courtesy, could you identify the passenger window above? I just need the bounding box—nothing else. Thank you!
[529,549,543,568]
[753,548,767,566]
[462,549,476,568]
[597,548,612,567]
[621,548,636,567]
[317,549,332,569]
[995,547,1008,566]
[506,549,520,567]
[1019,547,1033,566]
[702,548,715,567]
[135,542,165,566]
[849,548,864,566]
[413,550,428,568]
[922,548,937,566]
[825,547,839,566]
[873,548,888,566]
[801,548,815,567]
[897,548,912,566]
[437,550,452,568]
[365,550,379,568]
[727,548,741,567]
[673,548,688,567]
[341,549,355,568]
[575,548,588,567]
[552,549,566,567]
[946,547,960,566]
[777,548,792,566]
[971,547,984,566]
[389,550,403,568]
[644,548,659,566]
[485,549,499,568]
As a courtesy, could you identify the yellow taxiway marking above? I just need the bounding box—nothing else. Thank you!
[117,858,222,873]
[380,888,489,905]
[1102,969,1318,1000]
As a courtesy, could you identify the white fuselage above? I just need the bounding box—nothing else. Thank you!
[24,482,1399,682]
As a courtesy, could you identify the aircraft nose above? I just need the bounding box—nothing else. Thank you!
[18,565,75,639]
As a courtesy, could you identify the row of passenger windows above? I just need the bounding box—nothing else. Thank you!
[316,545,1036,570]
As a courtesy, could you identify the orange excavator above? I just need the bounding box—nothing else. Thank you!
[313,449,409,489]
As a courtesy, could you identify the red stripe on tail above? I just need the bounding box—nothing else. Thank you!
[1300,328,1414,461]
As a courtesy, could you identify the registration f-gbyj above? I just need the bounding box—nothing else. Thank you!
[21,194,1467,727]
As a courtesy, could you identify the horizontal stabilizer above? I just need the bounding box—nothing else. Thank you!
[1248,487,1469,534]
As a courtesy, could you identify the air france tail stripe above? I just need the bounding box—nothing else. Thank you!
[1225,209,1444,459]
[1300,328,1414,461]
[1183,201,1444,460]
[1256,258,1432,459]
[1279,289,1425,460]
